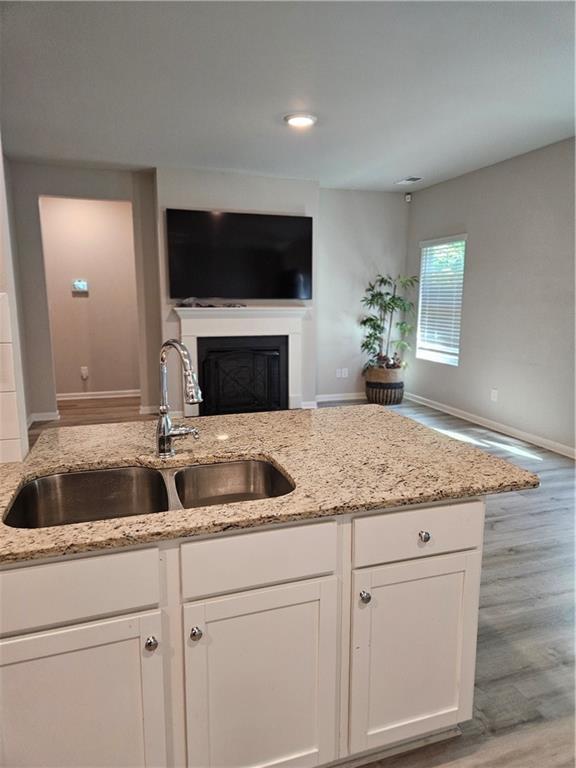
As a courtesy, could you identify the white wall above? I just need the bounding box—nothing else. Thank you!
[6,161,161,418]
[317,189,409,398]
[39,197,140,396]
[155,167,320,409]
[0,134,28,461]
[405,139,575,452]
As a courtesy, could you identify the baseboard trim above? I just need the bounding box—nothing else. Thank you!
[301,400,318,409]
[57,389,141,401]
[139,405,158,416]
[405,392,576,459]
[316,392,366,403]
[327,726,461,768]
[27,411,60,427]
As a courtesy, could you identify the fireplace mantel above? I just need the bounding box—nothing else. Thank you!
[175,306,308,321]
[175,306,309,414]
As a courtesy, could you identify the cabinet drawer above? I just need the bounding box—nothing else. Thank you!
[181,521,337,600]
[353,501,484,568]
[0,548,160,636]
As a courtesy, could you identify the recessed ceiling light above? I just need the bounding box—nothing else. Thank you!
[394,176,423,185]
[283,113,318,128]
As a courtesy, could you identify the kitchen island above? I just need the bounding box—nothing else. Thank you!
[0,405,537,562]
[0,405,538,768]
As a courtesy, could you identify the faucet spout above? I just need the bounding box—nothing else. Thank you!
[183,366,203,406]
[157,339,203,459]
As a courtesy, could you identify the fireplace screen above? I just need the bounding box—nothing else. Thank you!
[197,336,289,416]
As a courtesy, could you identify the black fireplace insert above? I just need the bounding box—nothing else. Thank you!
[197,336,289,416]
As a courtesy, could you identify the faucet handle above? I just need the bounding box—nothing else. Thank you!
[170,425,200,440]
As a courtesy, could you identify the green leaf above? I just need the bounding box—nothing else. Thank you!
[360,272,419,369]
[397,275,419,290]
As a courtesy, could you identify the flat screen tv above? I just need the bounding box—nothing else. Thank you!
[166,209,312,300]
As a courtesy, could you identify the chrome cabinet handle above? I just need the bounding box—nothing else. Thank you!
[144,636,159,651]
[419,530,432,543]
[359,590,372,604]
[190,626,203,641]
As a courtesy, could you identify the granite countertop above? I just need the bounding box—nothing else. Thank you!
[0,405,539,564]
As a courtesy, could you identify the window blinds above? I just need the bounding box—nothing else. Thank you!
[416,236,466,366]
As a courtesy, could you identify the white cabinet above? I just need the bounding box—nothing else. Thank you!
[183,578,339,768]
[0,611,167,768]
[349,551,482,753]
[0,500,486,768]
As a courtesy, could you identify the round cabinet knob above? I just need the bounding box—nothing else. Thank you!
[359,590,372,604]
[144,636,159,651]
[190,626,203,641]
[419,530,432,543]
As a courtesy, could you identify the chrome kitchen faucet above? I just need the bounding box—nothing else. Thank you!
[156,339,203,458]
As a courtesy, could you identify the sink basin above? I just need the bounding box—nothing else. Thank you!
[4,467,169,529]
[174,460,294,508]
[3,460,294,529]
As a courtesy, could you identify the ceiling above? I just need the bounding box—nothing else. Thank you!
[1,1,573,191]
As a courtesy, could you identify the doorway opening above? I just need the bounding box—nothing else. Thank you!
[37,196,145,434]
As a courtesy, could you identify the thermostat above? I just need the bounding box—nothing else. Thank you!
[72,279,89,294]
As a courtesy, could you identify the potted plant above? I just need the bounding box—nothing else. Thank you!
[360,273,418,405]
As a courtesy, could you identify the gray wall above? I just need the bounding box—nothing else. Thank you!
[6,161,161,416]
[317,189,409,397]
[405,139,575,450]
[128,170,162,410]
[6,139,574,453]
[154,169,409,409]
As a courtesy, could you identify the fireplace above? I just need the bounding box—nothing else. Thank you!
[175,306,307,415]
[197,336,289,416]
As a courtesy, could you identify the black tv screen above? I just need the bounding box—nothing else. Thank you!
[167,209,313,300]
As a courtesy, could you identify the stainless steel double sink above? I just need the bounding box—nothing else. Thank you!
[4,460,295,529]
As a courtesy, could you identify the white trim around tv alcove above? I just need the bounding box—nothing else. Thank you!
[175,306,308,415]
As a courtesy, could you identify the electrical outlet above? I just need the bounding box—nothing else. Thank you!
[336,368,342,378]
[80,366,89,381]
[490,388,498,403]
[341,368,349,378]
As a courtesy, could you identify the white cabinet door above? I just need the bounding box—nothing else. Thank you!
[0,612,167,768]
[183,578,338,768]
[349,551,482,754]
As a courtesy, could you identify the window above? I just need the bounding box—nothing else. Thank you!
[416,235,466,366]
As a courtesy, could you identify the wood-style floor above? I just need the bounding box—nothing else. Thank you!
[375,402,575,768]
[28,396,155,448]
[28,398,574,767]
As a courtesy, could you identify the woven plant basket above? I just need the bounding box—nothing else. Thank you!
[364,366,404,405]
